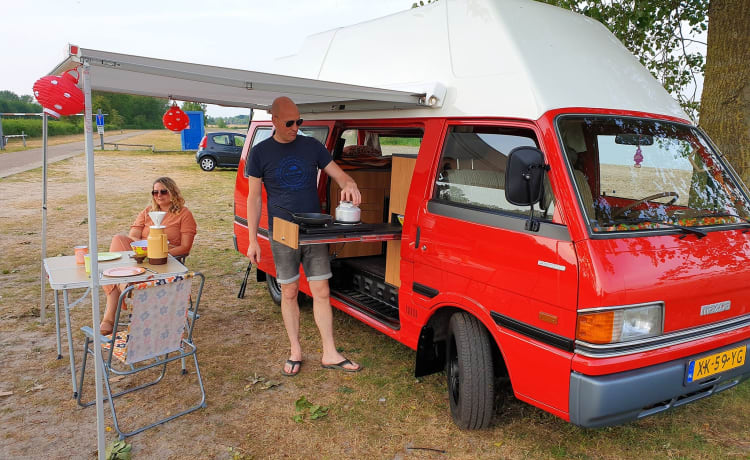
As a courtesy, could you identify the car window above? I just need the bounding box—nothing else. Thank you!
[434,125,553,219]
[234,135,245,147]
[213,134,231,146]
[251,128,273,147]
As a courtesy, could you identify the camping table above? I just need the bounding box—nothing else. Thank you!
[43,252,188,398]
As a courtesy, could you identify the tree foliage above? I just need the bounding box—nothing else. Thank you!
[0,90,42,113]
[539,0,707,120]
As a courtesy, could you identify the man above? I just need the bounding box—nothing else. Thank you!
[246,96,363,376]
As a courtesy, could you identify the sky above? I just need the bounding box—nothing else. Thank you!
[2,0,413,117]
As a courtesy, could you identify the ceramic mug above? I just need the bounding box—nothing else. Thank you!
[74,245,89,264]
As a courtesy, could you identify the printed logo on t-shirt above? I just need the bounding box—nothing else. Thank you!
[275,156,314,190]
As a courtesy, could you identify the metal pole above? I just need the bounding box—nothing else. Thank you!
[0,114,4,150]
[82,62,106,460]
[40,114,48,324]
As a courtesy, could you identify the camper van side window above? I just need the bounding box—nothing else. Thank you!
[434,126,554,218]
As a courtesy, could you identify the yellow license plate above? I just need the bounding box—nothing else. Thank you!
[686,345,746,383]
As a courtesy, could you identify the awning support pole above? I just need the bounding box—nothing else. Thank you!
[82,62,106,460]
[40,113,48,324]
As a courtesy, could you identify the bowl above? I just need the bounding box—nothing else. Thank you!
[131,239,148,257]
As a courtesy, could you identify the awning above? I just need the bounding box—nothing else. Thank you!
[50,45,435,114]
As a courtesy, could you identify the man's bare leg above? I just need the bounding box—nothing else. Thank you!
[309,279,360,371]
[280,281,302,374]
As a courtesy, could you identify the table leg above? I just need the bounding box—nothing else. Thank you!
[63,290,78,398]
[54,290,62,360]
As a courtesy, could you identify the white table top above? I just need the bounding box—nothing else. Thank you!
[44,252,188,290]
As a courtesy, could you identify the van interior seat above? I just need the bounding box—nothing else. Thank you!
[567,149,595,219]
[444,169,504,189]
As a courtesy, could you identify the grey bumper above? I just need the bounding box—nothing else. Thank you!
[569,339,750,427]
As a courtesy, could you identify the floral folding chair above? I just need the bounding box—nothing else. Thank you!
[77,272,206,439]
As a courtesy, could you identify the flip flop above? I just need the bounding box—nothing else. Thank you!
[321,358,362,373]
[281,359,302,377]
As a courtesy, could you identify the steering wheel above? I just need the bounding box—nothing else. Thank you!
[611,192,679,218]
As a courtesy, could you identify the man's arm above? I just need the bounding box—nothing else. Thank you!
[323,161,362,206]
[246,176,263,264]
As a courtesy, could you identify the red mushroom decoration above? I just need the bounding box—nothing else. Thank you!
[32,69,85,119]
[162,104,190,132]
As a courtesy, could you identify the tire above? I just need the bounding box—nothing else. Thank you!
[446,312,495,429]
[266,275,282,305]
[199,156,216,171]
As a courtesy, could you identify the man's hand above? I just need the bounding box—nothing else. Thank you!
[246,239,261,265]
[340,181,362,206]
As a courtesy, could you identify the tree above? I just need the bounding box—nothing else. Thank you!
[699,0,750,185]
[181,101,207,112]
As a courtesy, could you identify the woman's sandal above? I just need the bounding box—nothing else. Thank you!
[99,320,114,336]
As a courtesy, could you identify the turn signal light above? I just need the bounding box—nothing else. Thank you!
[577,311,615,344]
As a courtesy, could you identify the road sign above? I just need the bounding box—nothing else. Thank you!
[97,126,104,135]
[96,113,104,127]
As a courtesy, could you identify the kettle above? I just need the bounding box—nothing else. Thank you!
[335,201,361,223]
[147,211,169,265]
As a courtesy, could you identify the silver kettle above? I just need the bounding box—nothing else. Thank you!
[335,201,361,223]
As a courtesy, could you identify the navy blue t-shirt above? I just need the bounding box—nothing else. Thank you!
[246,135,332,228]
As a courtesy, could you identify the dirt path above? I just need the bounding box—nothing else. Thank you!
[0,131,149,178]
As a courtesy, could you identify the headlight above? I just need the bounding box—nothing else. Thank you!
[576,303,663,344]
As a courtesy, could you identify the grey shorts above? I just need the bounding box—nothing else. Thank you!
[270,240,332,285]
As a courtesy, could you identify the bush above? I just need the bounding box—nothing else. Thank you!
[1,118,83,138]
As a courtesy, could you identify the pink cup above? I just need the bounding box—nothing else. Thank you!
[74,245,89,265]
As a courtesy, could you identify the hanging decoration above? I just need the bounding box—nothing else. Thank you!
[162,103,190,131]
[633,145,643,168]
[32,69,85,119]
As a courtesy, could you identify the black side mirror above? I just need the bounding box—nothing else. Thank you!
[505,146,549,232]
[505,146,547,206]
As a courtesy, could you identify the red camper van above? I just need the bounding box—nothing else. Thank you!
[233,0,750,429]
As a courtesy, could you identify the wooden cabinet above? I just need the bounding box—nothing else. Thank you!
[330,169,391,258]
[385,155,417,286]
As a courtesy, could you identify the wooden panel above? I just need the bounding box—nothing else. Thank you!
[272,217,299,249]
[385,240,402,286]
[388,156,417,216]
[385,156,417,286]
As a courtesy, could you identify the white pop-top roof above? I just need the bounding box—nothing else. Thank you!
[271,0,688,122]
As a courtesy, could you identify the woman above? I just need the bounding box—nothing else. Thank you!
[100,177,197,335]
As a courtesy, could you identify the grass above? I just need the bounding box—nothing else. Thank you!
[0,130,748,458]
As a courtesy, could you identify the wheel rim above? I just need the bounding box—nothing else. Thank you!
[201,158,214,170]
[448,335,460,406]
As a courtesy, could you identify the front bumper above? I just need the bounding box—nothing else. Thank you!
[569,339,750,427]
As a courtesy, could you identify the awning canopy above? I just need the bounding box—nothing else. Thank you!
[50,45,435,114]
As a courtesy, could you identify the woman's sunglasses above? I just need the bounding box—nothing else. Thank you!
[152,189,169,196]
[284,118,304,128]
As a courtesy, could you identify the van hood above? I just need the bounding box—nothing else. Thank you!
[577,231,750,333]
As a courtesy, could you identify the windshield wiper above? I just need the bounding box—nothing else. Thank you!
[598,218,708,239]
[686,212,750,233]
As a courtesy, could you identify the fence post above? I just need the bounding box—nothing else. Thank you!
[22,130,26,147]
[0,114,4,150]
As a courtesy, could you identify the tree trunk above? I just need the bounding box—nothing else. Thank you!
[700,0,750,186]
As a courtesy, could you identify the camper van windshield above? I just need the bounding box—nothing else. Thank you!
[557,116,750,234]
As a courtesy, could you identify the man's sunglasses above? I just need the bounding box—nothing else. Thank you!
[151,189,169,196]
[284,118,304,128]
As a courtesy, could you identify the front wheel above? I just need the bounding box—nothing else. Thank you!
[446,312,495,429]
[199,156,216,171]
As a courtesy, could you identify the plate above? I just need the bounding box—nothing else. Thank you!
[685,345,746,383]
[102,266,146,277]
[98,252,122,261]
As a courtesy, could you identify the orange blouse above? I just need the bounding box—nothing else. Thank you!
[131,206,197,250]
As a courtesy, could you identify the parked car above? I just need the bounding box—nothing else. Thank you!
[195,132,246,171]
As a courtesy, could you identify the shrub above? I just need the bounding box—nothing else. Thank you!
[1,118,83,138]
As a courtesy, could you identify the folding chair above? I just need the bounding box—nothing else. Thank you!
[77,272,206,439]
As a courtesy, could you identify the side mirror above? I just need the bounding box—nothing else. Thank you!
[505,146,547,206]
